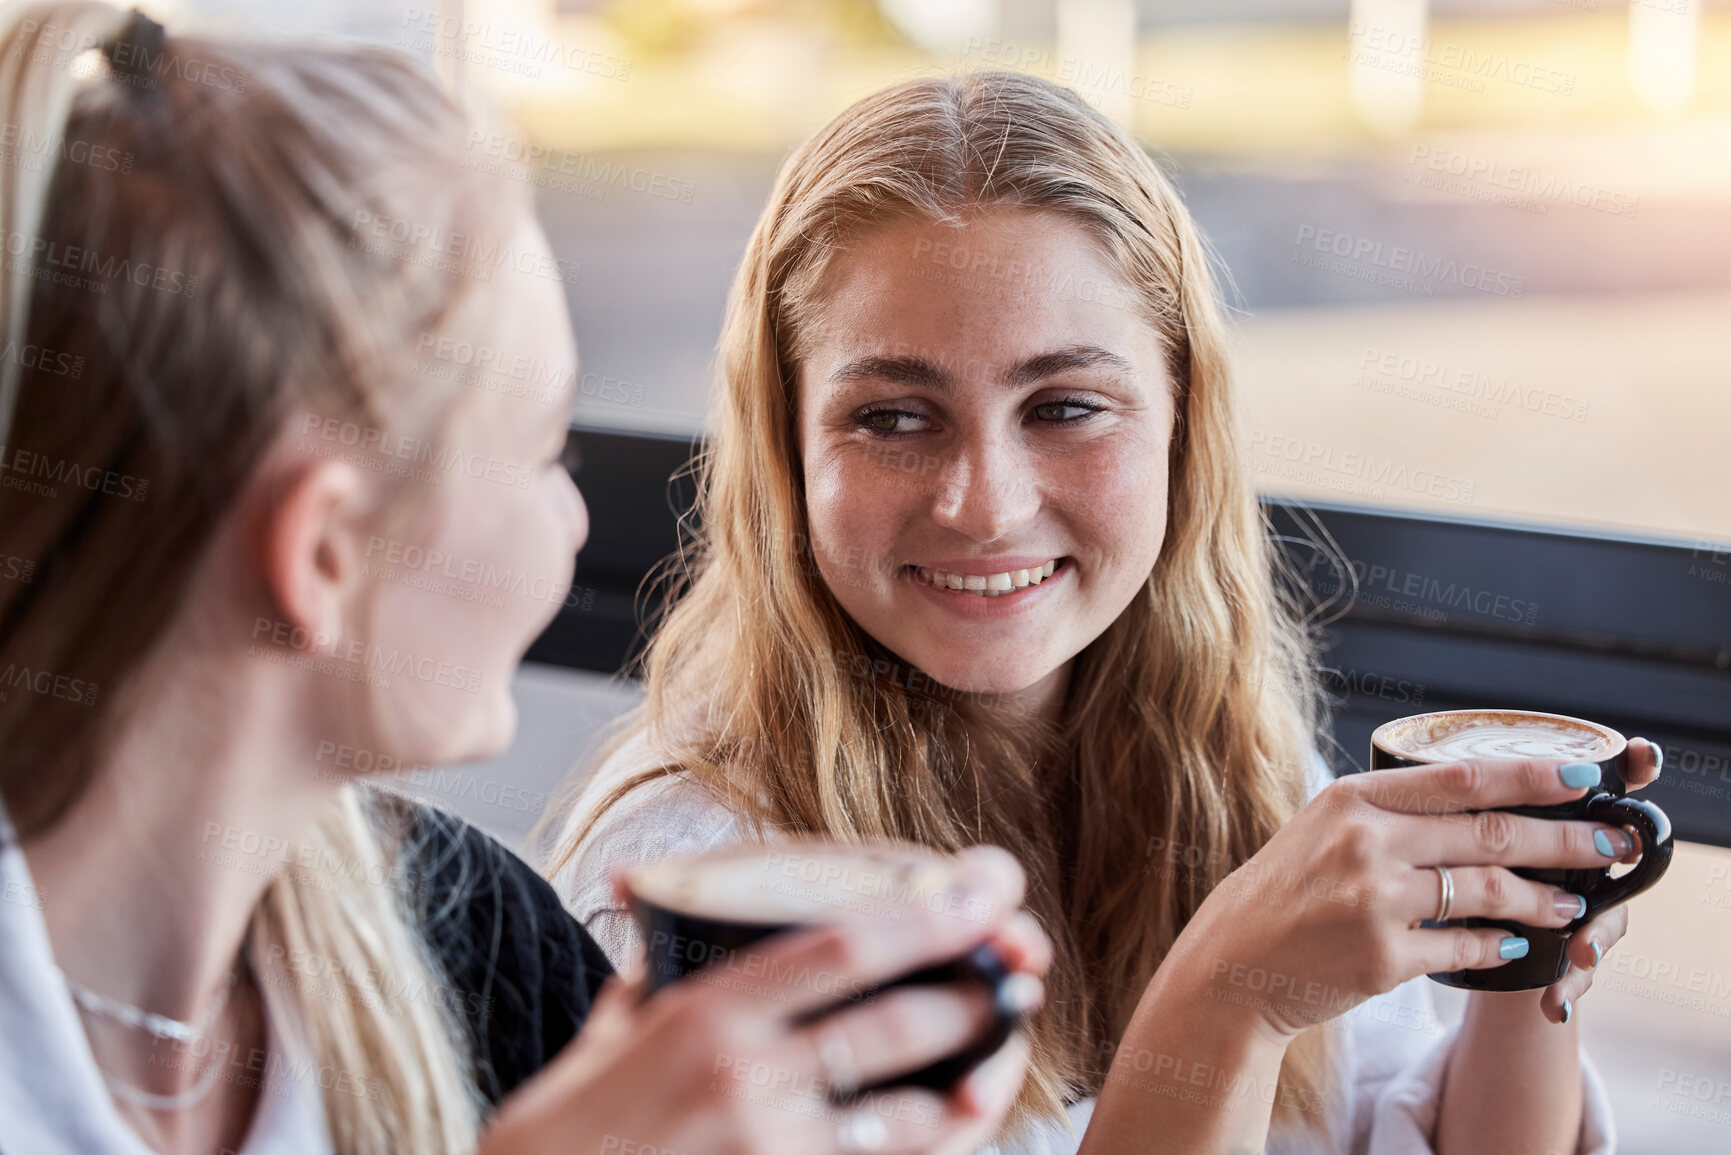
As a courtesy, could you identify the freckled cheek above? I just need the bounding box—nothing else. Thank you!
[1059,449,1169,577]
[805,451,910,550]
[1091,493,1168,577]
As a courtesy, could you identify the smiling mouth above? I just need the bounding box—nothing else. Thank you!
[906,558,1066,597]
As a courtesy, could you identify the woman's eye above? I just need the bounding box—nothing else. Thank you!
[856,408,926,435]
[1031,399,1101,423]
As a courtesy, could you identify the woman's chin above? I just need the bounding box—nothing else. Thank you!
[397,693,519,770]
[461,696,520,762]
[905,657,1049,703]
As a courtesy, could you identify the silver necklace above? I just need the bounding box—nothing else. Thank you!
[98,1051,226,1112]
[60,963,243,1113]
[60,967,236,1044]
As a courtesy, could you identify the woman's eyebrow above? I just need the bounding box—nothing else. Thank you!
[829,345,1131,392]
[829,355,949,389]
[1006,345,1132,386]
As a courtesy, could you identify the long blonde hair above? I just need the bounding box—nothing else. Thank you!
[550,71,1335,1137]
[0,4,529,1150]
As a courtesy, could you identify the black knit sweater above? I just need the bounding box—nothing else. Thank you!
[389,795,616,1113]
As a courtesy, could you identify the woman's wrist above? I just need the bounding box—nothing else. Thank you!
[1121,961,1296,1079]
[1080,941,1294,1155]
[1458,988,1579,1053]
[1437,989,1583,1155]
[1152,914,1309,1048]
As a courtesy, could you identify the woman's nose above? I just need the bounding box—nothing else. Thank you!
[927,440,1041,543]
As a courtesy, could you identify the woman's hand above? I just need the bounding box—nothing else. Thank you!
[1533,735,1664,1024]
[481,846,1050,1155]
[1435,738,1664,1155]
[1167,754,1636,1039]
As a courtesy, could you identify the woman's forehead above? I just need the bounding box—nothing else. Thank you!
[799,215,1161,384]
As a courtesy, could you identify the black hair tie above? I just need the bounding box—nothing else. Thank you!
[101,8,167,89]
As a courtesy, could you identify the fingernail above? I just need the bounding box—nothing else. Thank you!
[1594,829,1631,858]
[1560,762,1601,789]
[1500,936,1530,960]
[1642,739,1664,774]
[1559,998,1572,1025]
[1588,940,1601,968]
[1553,892,1588,921]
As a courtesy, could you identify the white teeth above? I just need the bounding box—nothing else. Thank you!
[912,559,1062,597]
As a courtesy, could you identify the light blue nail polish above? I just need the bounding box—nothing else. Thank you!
[1589,940,1601,968]
[1571,894,1588,920]
[1643,740,1664,774]
[1594,830,1618,857]
[1560,999,1572,1025]
[1560,763,1601,789]
[1500,936,1530,960]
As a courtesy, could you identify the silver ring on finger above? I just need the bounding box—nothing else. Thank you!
[836,1106,890,1153]
[815,1024,862,1101]
[1432,865,1455,923]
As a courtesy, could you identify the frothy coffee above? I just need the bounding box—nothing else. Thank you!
[1374,709,1624,764]
[626,841,967,926]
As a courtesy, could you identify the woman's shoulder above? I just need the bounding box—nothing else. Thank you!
[545,729,750,923]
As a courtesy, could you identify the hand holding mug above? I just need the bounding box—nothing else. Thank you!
[1370,709,1671,1021]
[1165,747,1664,1040]
[481,844,1049,1155]
[1528,734,1663,1022]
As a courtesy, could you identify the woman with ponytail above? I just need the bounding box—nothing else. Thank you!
[0,5,1044,1153]
[548,72,1662,1155]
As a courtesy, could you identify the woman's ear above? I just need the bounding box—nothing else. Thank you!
[257,458,371,652]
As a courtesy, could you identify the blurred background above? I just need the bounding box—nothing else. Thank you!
[169,0,1731,544]
[152,1,1731,1149]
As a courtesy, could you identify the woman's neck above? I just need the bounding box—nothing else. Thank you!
[986,661,1073,727]
[20,649,341,1068]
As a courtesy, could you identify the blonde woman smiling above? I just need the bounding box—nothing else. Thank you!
[550,72,1662,1155]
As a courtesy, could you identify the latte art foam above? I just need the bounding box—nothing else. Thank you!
[1376,709,1623,764]
[627,842,975,925]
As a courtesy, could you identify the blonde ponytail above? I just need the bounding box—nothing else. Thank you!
[254,787,482,1154]
[0,2,127,447]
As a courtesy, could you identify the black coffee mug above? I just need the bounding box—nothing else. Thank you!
[1370,708,1674,992]
[625,840,1024,1097]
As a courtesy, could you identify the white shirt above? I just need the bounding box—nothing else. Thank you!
[549,733,1617,1155]
[0,804,333,1155]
